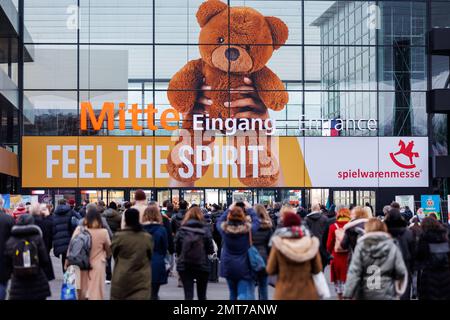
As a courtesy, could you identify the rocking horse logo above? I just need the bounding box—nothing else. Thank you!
[389,140,420,169]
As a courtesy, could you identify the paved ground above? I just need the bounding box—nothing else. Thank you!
[48,256,336,300]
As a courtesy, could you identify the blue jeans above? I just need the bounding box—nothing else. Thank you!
[256,273,268,300]
[226,279,255,300]
[0,282,7,300]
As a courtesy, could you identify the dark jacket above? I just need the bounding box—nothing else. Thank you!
[387,226,416,273]
[252,220,273,262]
[416,227,450,300]
[162,215,175,254]
[217,208,260,281]
[52,204,78,256]
[305,211,330,267]
[0,210,15,283]
[103,208,122,233]
[142,223,168,285]
[33,215,53,254]
[111,229,153,300]
[171,209,187,235]
[341,218,369,253]
[175,219,214,273]
[4,224,55,300]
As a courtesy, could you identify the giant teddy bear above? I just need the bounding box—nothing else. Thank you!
[167,0,289,187]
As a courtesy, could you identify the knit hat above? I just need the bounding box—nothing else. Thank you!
[134,189,146,201]
[68,199,76,206]
[283,212,301,227]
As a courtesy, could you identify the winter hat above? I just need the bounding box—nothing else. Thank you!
[283,212,301,227]
[17,214,35,226]
[134,189,146,201]
[68,199,76,206]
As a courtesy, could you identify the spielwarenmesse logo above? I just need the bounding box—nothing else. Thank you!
[389,140,420,169]
[337,139,423,181]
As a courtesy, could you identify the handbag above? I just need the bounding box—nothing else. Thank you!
[312,272,331,299]
[247,226,266,274]
[60,266,77,300]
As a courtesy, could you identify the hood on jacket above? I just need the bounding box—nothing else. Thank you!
[357,232,394,259]
[183,219,206,229]
[104,208,119,218]
[306,211,322,221]
[344,218,369,231]
[272,235,319,263]
[221,221,251,235]
[54,204,72,216]
[11,224,43,238]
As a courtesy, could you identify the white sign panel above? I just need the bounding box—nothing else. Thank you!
[395,195,415,212]
[303,137,429,188]
[305,137,379,187]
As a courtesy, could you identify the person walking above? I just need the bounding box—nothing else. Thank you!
[343,218,408,300]
[384,208,416,300]
[326,207,351,299]
[103,201,122,284]
[172,200,189,235]
[52,199,80,272]
[4,214,55,300]
[266,211,324,300]
[216,202,260,300]
[341,206,371,254]
[29,203,53,255]
[111,208,153,300]
[305,204,330,270]
[0,196,15,300]
[69,208,111,300]
[175,206,215,300]
[142,205,169,300]
[416,217,450,300]
[120,189,148,229]
[252,204,273,300]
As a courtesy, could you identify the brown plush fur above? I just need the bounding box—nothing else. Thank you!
[167,0,289,186]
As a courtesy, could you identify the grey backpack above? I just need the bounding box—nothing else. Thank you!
[67,226,92,270]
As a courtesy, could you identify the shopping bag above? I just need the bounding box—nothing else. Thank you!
[60,266,78,300]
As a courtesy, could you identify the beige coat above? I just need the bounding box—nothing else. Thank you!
[266,235,322,300]
[72,227,111,300]
[120,201,148,229]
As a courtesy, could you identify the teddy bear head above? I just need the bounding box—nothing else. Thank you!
[196,0,288,74]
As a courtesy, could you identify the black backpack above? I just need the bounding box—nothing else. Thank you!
[67,226,92,270]
[180,227,206,266]
[13,239,40,278]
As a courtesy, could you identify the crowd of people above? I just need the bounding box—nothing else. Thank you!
[0,191,450,300]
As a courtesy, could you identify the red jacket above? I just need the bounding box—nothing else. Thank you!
[327,220,350,283]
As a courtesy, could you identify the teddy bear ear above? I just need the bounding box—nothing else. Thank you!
[196,0,228,28]
[265,16,289,50]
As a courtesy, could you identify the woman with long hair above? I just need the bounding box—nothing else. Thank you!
[326,207,351,299]
[70,208,111,300]
[175,206,214,300]
[142,204,168,300]
[111,208,153,300]
[252,204,273,300]
[216,202,260,300]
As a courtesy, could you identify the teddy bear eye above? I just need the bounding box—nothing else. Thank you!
[218,37,225,44]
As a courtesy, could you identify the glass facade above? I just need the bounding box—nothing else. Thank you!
[21,0,429,138]
[2,0,449,211]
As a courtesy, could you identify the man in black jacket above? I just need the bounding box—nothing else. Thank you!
[0,197,14,300]
[52,199,79,272]
[305,204,330,270]
[171,200,188,235]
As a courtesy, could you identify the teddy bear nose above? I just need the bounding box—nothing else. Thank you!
[225,48,240,61]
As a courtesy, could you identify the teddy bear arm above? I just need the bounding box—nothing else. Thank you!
[168,59,204,114]
[253,66,289,111]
